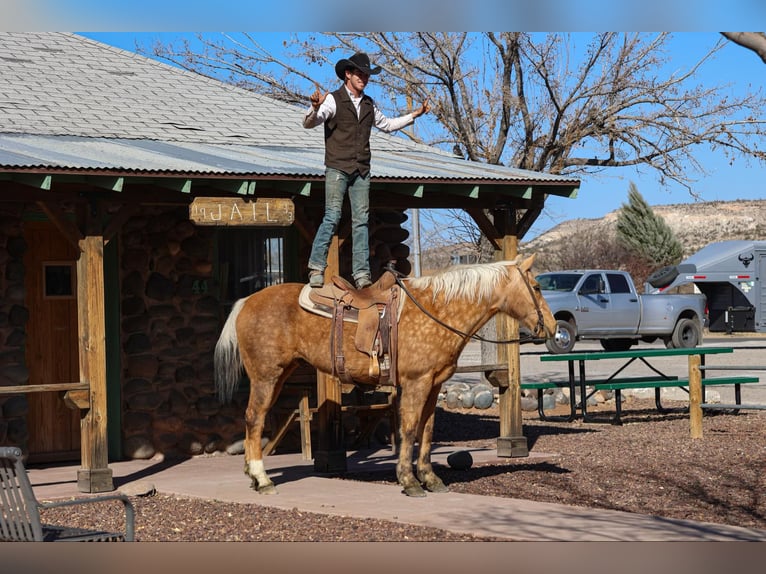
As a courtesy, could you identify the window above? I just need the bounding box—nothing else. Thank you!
[218,228,285,307]
[43,262,75,299]
[581,274,603,294]
[606,273,632,294]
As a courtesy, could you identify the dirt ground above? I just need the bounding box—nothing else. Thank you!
[39,397,766,541]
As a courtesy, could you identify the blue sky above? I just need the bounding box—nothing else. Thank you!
[3,2,766,237]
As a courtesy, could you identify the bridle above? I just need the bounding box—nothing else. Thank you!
[394,265,547,345]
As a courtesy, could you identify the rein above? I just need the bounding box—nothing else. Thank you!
[394,266,546,345]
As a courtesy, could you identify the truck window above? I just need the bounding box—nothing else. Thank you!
[537,273,582,291]
[606,273,631,294]
[580,274,604,294]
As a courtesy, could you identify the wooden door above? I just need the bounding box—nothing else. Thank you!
[23,221,81,461]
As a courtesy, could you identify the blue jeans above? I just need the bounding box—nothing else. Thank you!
[308,168,371,281]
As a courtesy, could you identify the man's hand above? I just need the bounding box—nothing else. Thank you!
[413,97,431,119]
[310,87,327,110]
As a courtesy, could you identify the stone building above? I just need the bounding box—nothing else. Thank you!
[0,33,578,488]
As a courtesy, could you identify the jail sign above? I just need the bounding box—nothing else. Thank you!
[189,197,294,226]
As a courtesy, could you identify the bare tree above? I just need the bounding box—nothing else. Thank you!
[149,32,766,192]
[721,32,766,64]
[417,209,496,271]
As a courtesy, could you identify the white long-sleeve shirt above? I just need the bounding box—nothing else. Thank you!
[303,87,415,133]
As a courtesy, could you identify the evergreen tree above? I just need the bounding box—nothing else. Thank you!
[616,183,684,266]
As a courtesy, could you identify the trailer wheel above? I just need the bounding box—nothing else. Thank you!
[671,318,702,348]
[546,320,576,354]
[647,265,679,288]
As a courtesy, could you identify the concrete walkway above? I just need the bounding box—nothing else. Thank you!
[26,444,766,542]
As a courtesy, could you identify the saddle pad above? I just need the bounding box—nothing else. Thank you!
[298,283,358,322]
[298,283,406,322]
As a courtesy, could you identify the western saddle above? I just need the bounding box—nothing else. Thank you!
[302,270,402,385]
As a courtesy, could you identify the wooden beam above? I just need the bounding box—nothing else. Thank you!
[465,208,501,250]
[76,235,114,493]
[36,201,83,251]
[16,174,52,190]
[385,183,424,198]
[152,178,193,193]
[102,204,140,244]
[0,382,89,395]
[516,202,544,240]
[90,176,124,192]
[494,209,527,458]
[314,234,347,473]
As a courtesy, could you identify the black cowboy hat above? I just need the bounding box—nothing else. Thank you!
[335,52,382,80]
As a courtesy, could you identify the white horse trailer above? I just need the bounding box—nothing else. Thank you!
[647,240,766,334]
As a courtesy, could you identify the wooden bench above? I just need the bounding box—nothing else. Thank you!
[0,446,135,542]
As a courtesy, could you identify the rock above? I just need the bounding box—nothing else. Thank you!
[473,389,495,409]
[447,450,473,470]
[460,388,475,408]
[120,481,156,497]
[226,439,245,455]
[541,394,557,411]
[521,396,538,411]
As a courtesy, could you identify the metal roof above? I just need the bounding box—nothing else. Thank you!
[0,32,579,197]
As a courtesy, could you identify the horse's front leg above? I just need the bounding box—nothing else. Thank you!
[396,376,433,497]
[415,385,449,493]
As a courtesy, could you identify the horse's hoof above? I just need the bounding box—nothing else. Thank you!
[425,481,449,493]
[258,484,278,495]
[402,484,427,497]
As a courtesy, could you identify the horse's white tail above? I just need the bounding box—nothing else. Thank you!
[214,298,246,404]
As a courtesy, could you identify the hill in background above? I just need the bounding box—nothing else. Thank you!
[521,199,766,273]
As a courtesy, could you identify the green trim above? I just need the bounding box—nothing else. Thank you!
[103,236,123,461]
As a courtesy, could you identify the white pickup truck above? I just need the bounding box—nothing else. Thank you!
[534,269,707,354]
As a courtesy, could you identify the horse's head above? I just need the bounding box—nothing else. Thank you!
[504,254,557,340]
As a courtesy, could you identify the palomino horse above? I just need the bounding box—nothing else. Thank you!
[214,254,557,497]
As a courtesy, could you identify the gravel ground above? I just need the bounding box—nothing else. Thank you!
[39,397,766,541]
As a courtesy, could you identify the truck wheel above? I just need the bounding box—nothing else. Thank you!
[671,318,702,348]
[647,265,679,288]
[546,320,576,354]
[600,338,634,352]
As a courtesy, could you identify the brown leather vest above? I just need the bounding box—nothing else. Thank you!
[323,87,374,176]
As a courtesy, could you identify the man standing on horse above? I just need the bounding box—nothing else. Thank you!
[303,52,431,289]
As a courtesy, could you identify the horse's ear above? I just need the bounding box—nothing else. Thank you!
[518,253,536,272]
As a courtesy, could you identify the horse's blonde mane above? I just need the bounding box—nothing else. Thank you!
[406,260,519,304]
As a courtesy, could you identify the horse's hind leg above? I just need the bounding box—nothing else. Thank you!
[416,385,449,493]
[242,364,290,495]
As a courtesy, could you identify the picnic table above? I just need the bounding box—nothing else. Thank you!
[537,346,760,435]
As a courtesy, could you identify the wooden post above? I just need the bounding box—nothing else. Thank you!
[495,212,527,457]
[76,235,114,492]
[689,354,703,439]
[314,235,347,472]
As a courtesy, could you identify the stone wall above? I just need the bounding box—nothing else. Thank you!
[118,205,246,459]
[0,205,29,450]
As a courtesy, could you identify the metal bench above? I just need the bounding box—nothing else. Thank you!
[0,446,135,541]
